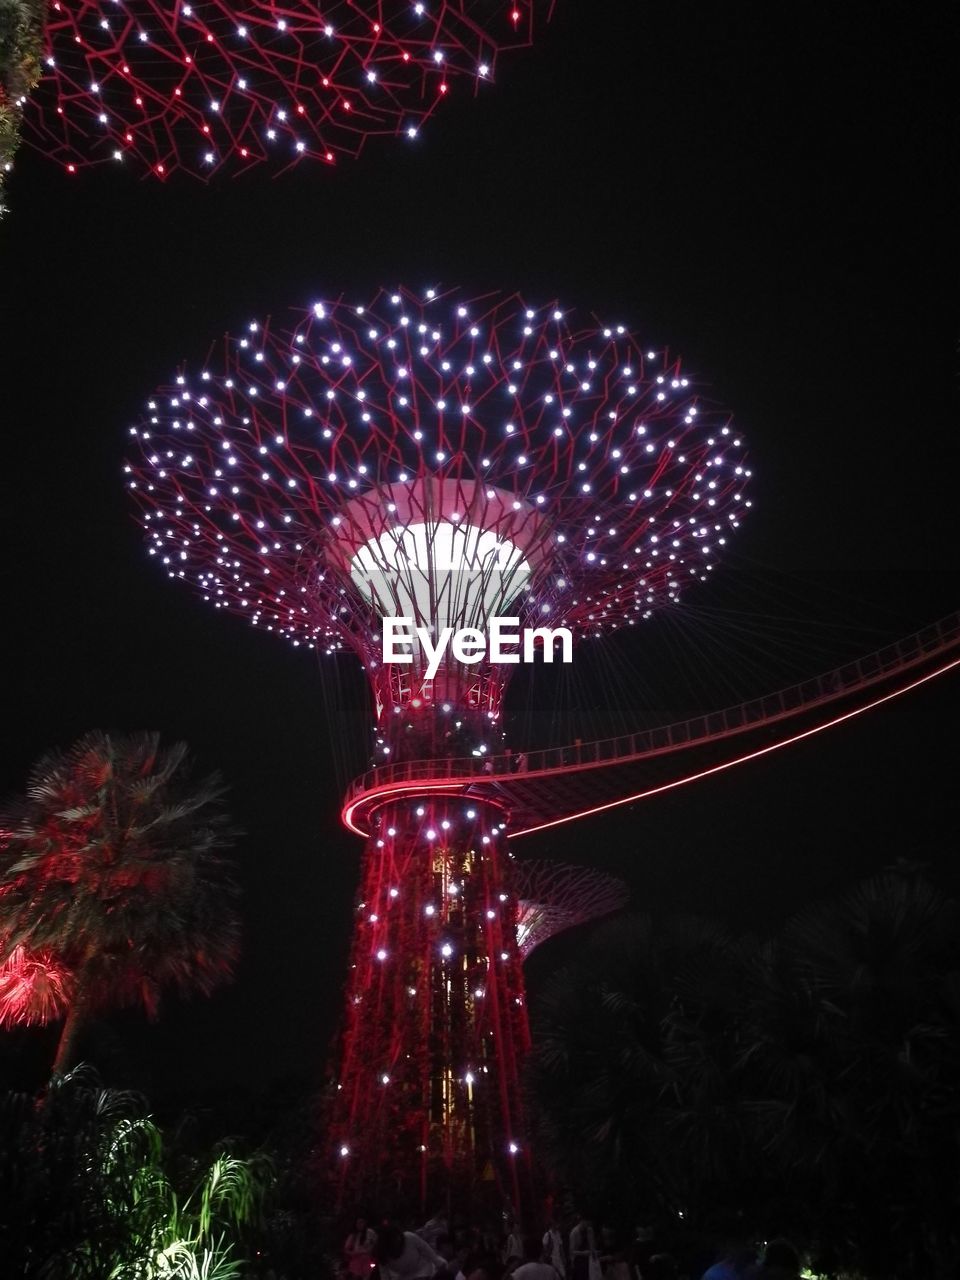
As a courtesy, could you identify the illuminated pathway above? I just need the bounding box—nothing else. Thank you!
[344,610,960,838]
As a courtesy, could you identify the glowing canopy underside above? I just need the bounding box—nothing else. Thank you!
[350,520,531,630]
[512,859,628,957]
[124,285,753,659]
[336,477,551,641]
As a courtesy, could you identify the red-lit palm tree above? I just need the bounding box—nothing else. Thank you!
[0,731,241,1075]
[0,944,69,1027]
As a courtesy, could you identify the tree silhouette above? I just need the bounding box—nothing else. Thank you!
[530,873,960,1278]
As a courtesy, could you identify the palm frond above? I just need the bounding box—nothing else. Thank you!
[0,731,242,1071]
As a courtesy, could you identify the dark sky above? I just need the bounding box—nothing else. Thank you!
[1,0,958,1106]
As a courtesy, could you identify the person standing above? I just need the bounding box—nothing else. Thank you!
[419,1212,450,1249]
[542,1218,567,1280]
[503,1219,525,1268]
[345,1217,378,1278]
[569,1214,596,1280]
[514,1236,562,1280]
[377,1224,447,1280]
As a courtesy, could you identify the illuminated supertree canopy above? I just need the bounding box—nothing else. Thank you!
[512,859,628,958]
[126,285,752,743]
[25,0,547,179]
[124,284,752,1211]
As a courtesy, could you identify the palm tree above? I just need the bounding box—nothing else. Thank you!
[0,943,69,1026]
[0,731,241,1075]
[0,1065,274,1277]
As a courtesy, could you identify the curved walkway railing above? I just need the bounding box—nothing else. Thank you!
[344,610,960,808]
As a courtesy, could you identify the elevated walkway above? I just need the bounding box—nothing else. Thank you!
[342,612,960,838]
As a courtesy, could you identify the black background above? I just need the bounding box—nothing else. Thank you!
[1,1,958,1108]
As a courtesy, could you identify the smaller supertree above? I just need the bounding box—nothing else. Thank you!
[0,730,241,1074]
[511,859,628,958]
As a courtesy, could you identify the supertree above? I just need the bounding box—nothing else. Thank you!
[511,860,628,959]
[19,0,548,180]
[123,284,752,1210]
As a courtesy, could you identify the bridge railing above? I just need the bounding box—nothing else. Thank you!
[344,611,960,802]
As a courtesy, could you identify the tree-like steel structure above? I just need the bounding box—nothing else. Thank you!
[123,284,752,1210]
[512,860,628,959]
[25,0,547,178]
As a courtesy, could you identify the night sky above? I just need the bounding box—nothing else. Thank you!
[1,1,958,1110]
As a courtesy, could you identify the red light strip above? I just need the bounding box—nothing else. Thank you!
[342,783,509,836]
[510,656,960,837]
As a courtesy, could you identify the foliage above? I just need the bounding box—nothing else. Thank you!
[529,872,960,1279]
[0,730,242,1073]
[0,1065,275,1278]
[0,944,69,1026]
[0,0,44,212]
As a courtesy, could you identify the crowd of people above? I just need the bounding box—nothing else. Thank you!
[339,1211,805,1280]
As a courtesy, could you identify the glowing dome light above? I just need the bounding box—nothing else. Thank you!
[350,517,533,635]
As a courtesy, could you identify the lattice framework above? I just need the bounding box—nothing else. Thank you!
[28,0,546,177]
